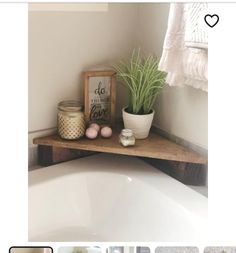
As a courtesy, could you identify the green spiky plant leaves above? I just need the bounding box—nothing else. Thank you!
[114,49,167,115]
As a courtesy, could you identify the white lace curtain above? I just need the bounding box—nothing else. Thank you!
[159,3,208,92]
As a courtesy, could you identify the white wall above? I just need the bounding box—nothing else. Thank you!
[137,3,208,149]
[29,3,137,132]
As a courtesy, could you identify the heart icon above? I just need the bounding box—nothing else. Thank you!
[204,14,219,28]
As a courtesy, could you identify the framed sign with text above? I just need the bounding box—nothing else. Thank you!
[84,70,116,126]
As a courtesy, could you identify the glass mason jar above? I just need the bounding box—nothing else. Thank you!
[119,129,135,147]
[57,100,85,140]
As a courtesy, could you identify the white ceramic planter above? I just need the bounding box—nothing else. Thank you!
[122,107,154,139]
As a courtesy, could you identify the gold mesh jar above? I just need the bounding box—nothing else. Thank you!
[57,100,85,140]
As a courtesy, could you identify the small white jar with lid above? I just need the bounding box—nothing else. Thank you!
[119,129,135,147]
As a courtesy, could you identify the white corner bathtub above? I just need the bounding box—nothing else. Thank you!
[29,153,207,242]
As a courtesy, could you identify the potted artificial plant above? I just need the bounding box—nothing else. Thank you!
[114,49,166,139]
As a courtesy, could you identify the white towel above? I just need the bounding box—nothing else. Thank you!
[159,3,208,92]
[184,3,208,49]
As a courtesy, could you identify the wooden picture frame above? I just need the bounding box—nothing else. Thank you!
[84,70,116,126]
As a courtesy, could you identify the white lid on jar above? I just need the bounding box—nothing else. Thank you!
[121,129,134,137]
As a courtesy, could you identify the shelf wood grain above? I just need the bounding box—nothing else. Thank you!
[33,128,207,164]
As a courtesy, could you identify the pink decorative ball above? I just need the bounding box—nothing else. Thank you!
[89,123,100,132]
[101,126,112,138]
[85,127,98,139]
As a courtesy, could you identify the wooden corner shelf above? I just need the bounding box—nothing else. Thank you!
[33,127,207,165]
